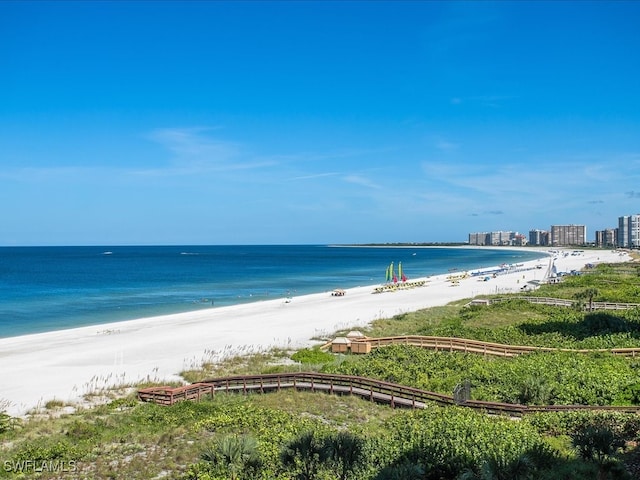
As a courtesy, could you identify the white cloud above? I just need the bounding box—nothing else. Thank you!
[138,127,278,177]
[288,172,339,181]
[147,126,238,165]
[342,174,382,190]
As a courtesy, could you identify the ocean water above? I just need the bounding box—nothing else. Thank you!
[0,245,546,338]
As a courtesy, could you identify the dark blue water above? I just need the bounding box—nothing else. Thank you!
[0,245,546,338]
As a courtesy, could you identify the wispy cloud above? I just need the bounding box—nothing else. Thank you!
[288,172,339,181]
[138,127,275,176]
[342,174,382,189]
[147,127,236,165]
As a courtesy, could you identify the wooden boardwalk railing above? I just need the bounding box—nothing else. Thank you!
[345,335,640,358]
[138,372,640,417]
[480,296,640,310]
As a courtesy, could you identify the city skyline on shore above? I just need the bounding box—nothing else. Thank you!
[1,1,639,246]
[469,210,640,247]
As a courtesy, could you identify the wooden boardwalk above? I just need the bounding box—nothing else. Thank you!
[477,295,640,311]
[138,372,640,417]
[344,335,640,358]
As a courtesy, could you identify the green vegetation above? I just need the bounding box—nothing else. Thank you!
[1,261,640,479]
[291,348,335,365]
[531,262,640,303]
[0,412,13,435]
[44,399,66,410]
[323,345,640,406]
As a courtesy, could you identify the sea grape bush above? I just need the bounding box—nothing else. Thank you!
[525,410,640,440]
[291,348,335,365]
[433,300,640,349]
[323,345,640,406]
[183,403,563,480]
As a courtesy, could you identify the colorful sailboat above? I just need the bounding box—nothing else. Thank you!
[399,261,407,282]
[385,261,408,284]
[374,261,423,294]
[385,262,396,283]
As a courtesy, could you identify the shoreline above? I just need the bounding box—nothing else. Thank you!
[0,244,547,340]
[0,247,629,416]
[0,245,544,339]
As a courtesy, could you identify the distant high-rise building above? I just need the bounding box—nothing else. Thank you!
[595,229,617,247]
[632,216,640,248]
[529,229,549,246]
[550,225,586,246]
[468,232,490,246]
[468,231,522,246]
[618,215,640,248]
[618,216,630,247]
[491,231,517,246]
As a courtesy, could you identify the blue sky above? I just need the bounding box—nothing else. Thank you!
[1,1,639,245]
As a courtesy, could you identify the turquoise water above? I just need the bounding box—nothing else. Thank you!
[0,245,546,338]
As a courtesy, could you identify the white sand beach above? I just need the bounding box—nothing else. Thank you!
[0,248,630,416]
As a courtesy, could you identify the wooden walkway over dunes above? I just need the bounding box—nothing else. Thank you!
[473,295,640,311]
[334,335,640,357]
[138,372,640,417]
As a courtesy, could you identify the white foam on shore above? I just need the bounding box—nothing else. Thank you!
[0,248,629,416]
